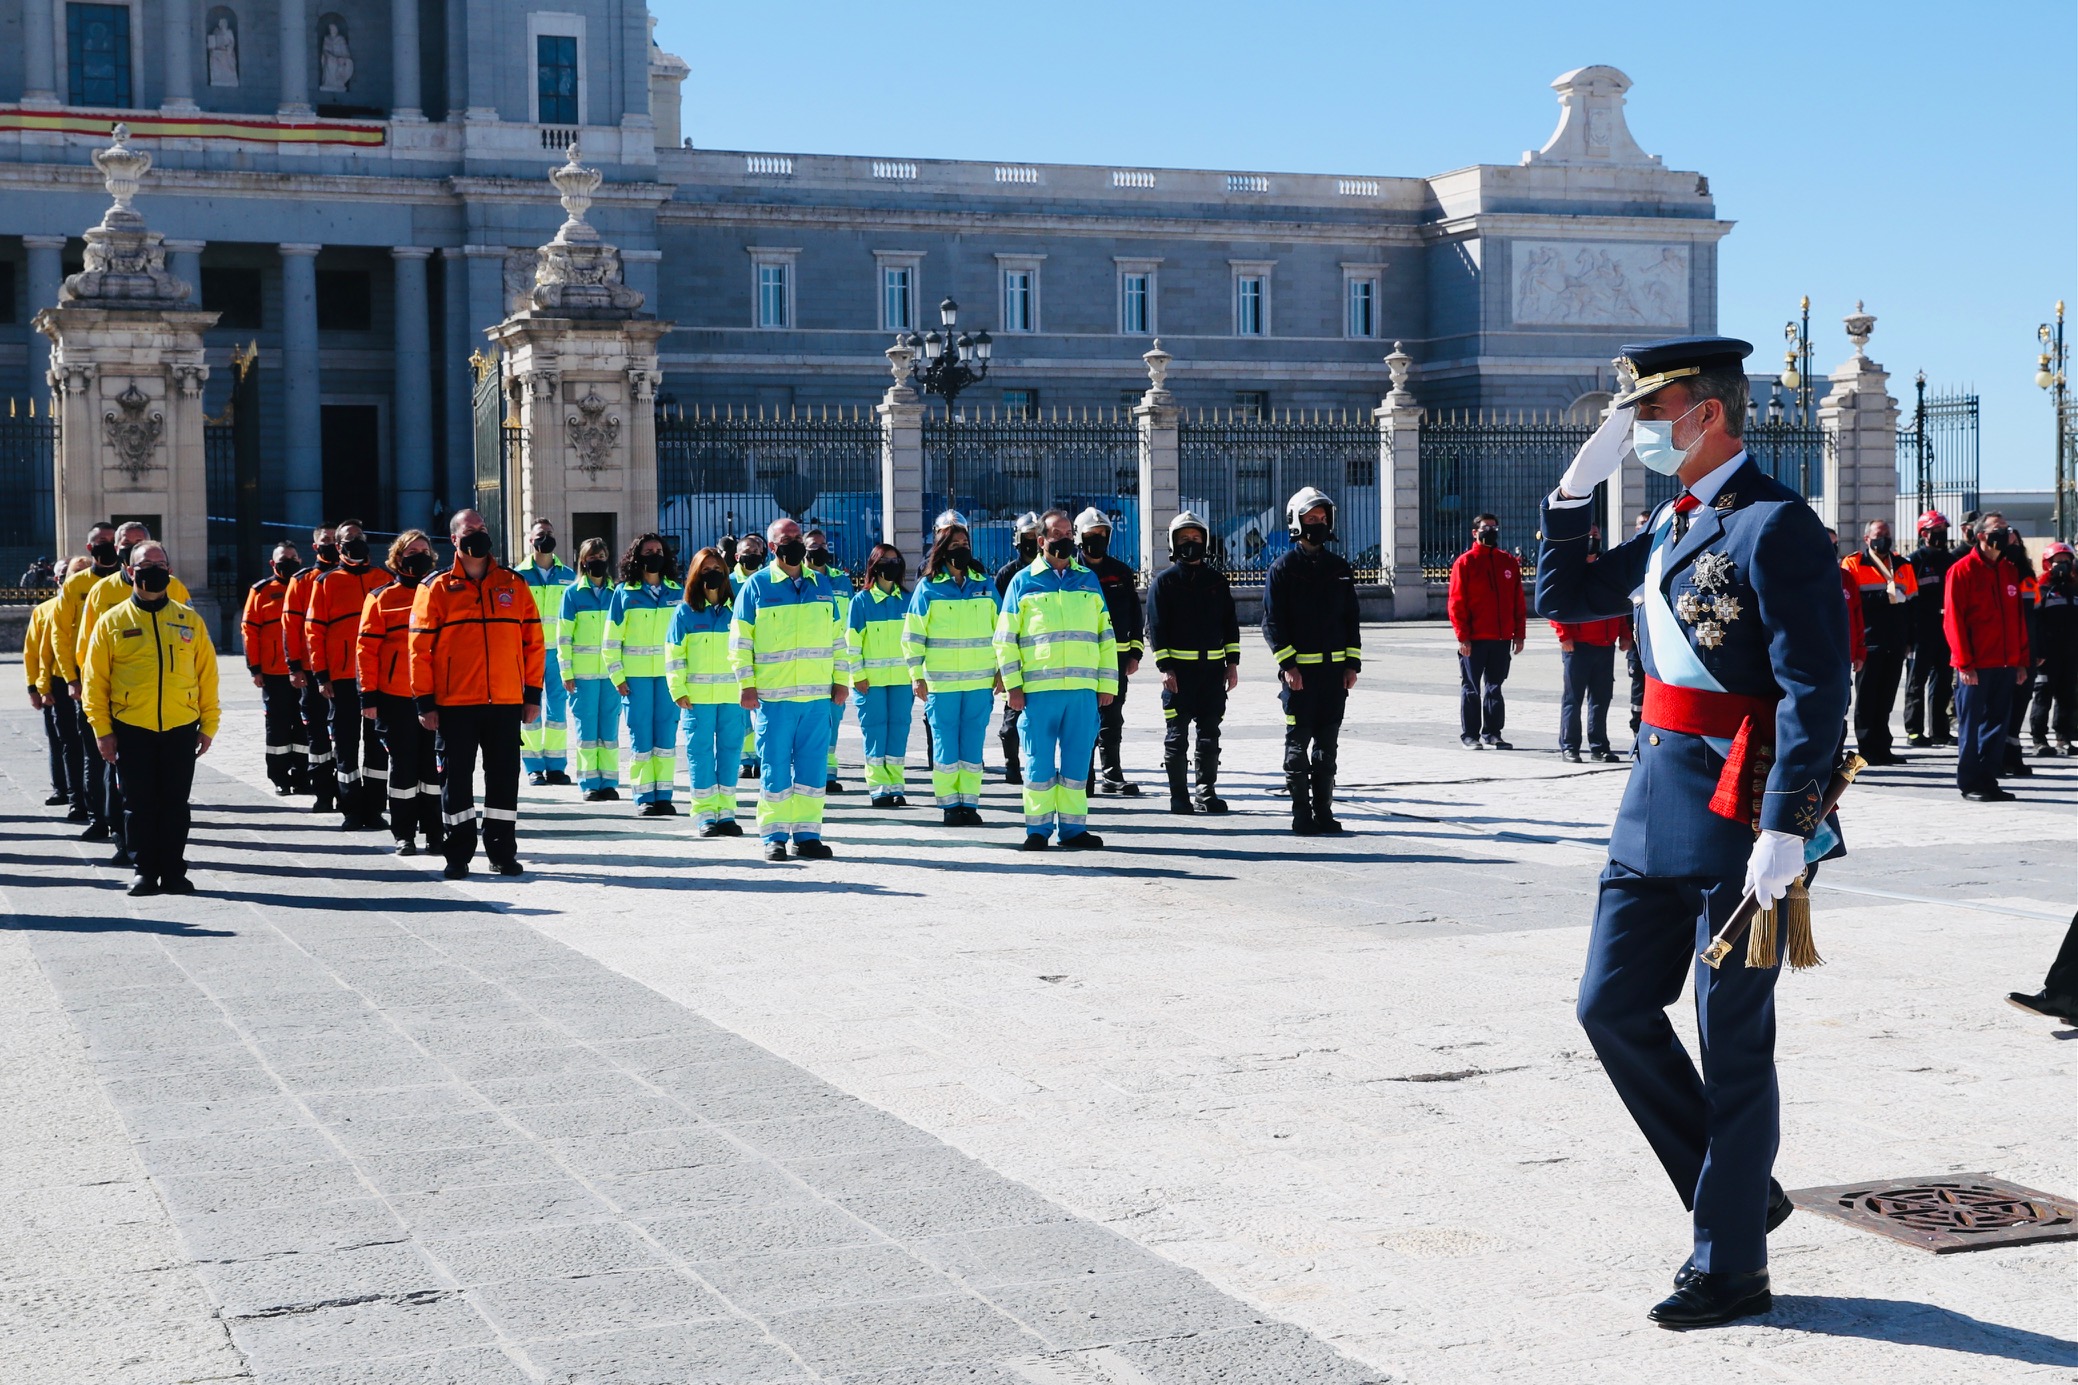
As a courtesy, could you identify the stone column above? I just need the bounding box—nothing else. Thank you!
[391,248,435,530]
[162,0,198,110]
[1376,343,1428,620]
[22,1,57,106]
[24,237,66,396]
[622,249,662,318]
[391,0,422,119]
[279,0,311,115]
[1133,339,1180,577]
[163,240,205,296]
[878,346,924,564]
[1607,453,1647,547]
[1817,302,1898,539]
[439,247,472,514]
[35,128,220,625]
[278,243,323,525]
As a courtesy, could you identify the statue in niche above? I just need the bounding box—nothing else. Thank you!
[206,12,239,87]
[318,17,354,93]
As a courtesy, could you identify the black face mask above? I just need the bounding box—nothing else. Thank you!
[1982,528,2011,551]
[701,570,727,592]
[1868,535,1892,555]
[945,545,972,571]
[1081,534,1109,561]
[1300,522,1333,546]
[584,559,609,580]
[533,535,556,554]
[1016,536,1039,561]
[1476,528,1500,547]
[1173,539,1206,564]
[341,537,369,563]
[89,540,119,566]
[135,566,171,594]
[1045,536,1076,561]
[2049,562,2074,584]
[738,546,764,567]
[773,539,807,566]
[876,559,906,584]
[457,530,492,559]
[640,552,667,576]
[1924,532,1948,551]
[272,559,297,579]
[805,549,829,569]
[315,543,341,565]
[398,551,434,579]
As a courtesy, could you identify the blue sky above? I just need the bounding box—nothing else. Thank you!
[652,2,2074,491]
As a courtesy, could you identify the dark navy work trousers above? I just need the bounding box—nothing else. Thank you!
[1576,859,1782,1275]
[1459,639,1511,740]
[1559,643,1616,753]
[1954,668,2017,793]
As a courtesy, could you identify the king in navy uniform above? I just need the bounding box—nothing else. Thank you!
[1537,337,1851,1328]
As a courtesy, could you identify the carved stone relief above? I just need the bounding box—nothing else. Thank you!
[1512,241,1689,330]
[103,384,165,482]
[565,390,620,478]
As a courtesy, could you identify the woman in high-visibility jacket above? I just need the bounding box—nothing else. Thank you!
[730,532,769,780]
[559,538,621,800]
[905,518,1001,826]
[357,530,442,855]
[848,544,913,807]
[997,532,1117,849]
[605,533,683,815]
[667,546,750,836]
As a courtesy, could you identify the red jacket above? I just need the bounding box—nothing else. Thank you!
[1550,616,1627,647]
[1448,543,1526,642]
[1840,568,1866,665]
[1944,549,2030,670]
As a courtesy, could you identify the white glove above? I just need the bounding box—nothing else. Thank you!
[1743,829,1805,906]
[1558,405,1635,498]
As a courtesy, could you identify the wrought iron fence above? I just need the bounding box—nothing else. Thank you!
[922,407,1141,574]
[1743,418,1829,502]
[656,404,881,576]
[1419,411,1590,576]
[205,420,238,606]
[0,399,58,588]
[1178,409,1379,583]
[1896,390,1980,531]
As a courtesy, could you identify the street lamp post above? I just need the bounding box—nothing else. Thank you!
[2038,301,2070,542]
[1914,369,1931,518]
[893,296,992,507]
[1779,295,1816,492]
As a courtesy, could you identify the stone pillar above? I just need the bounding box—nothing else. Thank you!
[1376,343,1428,620]
[622,249,662,318]
[162,0,198,110]
[484,145,671,553]
[391,0,423,118]
[24,237,66,396]
[391,247,436,530]
[439,247,472,514]
[1133,339,1180,577]
[22,1,57,106]
[1817,302,1899,539]
[278,243,323,525]
[35,128,220,625]
[279,0,311,115]
[1607,453,1647,547]
[163,240,205,296]
[878,346,925,564]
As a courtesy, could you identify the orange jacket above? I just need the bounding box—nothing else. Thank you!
[241,575,292,676]
[282,564,331,669]
[356,580,420,697]
[409,561,544,710]
[305,564,393,680]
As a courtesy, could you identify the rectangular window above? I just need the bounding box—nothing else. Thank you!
[1235,276,1264,336]
[67,4,132,108]
[757,263,789,328]
[0,262,15,324]
[536,35,579,126]
[200,267,264,329]
[1234,390,1269,418]
[1003,269,1034,332]
[1347,278,1376,338]
[1121,273,1150,335]
[316,270,373,332]
[1001,389,1037,415]
[883,266,911,330]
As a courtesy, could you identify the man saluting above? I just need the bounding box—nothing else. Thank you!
[1538,338,1850,1329]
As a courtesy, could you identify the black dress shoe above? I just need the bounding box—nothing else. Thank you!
[44,792,70,806]
[794,839,833,860]
[126,875,160,897]
[699,822,727,838]
[394,840,418,856]
[717,820,744,837]
[2006,760,2035,778]
[79,822,110,841]
[1590,749,1618,762]
[958,806,985,826]
[1676,1187,1794,1288]
[2008,990,2078,1024]
[1020,834,1050,852]
[825,778,847,794]
[639,801,672,817]
[442,860,470,880]
[1483,737,1514,751]
[583,788,614,802]
[159,875,195,895]
[764,841,789,861]
[528,771,549,787]
[544,770,573,785]
[1962,787,2016,802]
[1649,1269,1771,1329]
[490,859,524,877]
[65,807,92,824]
[1561,748,1582,763]
[1060,832,1105,850]
[1461,735,1481,749]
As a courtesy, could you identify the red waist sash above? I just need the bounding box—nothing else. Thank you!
[1641,676,1780,824]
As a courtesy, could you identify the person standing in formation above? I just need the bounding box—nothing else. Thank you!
[22,575,71,807]
[1262,488,1361,835]
[1550,529,1629,764]
[847,543,913,809]
[1946,523,2028,804]
[517,519,576,787]
[667,547,750,837]
[285,525,339,811]
[305,520,393,831]
[1840,518,1917,765]
[997,521,1115,850]
[81,541,219,898]
[411,509,542,878]
[731,518,849,861]
[357,531,444,855]
[1448,513,1526,751]
[907,516,999,826]
[804,529,850,794]
[1076,507,1144,797]
[605,534,684,816]
[52,523,121,828]
[2028,541,2077,755]
[1144,511,1239,815]
[1903,510,1957,747]
[730,528,770,783]
[559,537,621,801]
[242,542,306,795]
[993,511,1042,785]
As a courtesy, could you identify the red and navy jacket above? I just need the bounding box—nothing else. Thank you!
[1944,549,2029,671]
[1448,543,1527,643]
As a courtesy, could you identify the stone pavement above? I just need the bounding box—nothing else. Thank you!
[1,622,2072,1385]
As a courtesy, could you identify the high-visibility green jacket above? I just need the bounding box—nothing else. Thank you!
[730,565,853,701]
[666,597,738,704]
[604,580,682,682]
[558,579,616,680]
[996,557,1119,695]
[904,570,1000,692]
[518,557,576,655]
[848,584,911,687]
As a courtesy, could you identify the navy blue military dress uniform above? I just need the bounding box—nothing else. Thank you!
[1538,338,1851,1300]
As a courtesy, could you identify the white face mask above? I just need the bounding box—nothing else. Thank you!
[1631,400,1707,476]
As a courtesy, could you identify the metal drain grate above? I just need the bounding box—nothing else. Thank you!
[1790,1174,2078,1253]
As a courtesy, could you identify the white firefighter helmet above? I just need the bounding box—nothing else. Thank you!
[932,508,969,534]
[1072,506,1112,539]
[1168,509,1210,554]
[1286,487,1336,540]
[1012,510,1042,536]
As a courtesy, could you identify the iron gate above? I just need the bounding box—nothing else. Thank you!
[1419,411,1592,576]
[922,407,1140,573]
[0,398,58,587]
[1896,389,1980,530]
[1179,409,1379,583]
[655,404,880,572]
[471,350,519,556]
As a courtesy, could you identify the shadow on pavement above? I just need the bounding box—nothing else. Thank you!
[1767,1295,2077,1366]
[2,913,237,938]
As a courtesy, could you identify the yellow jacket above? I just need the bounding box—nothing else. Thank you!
[76,568,192,672]
[22,596,59,694]
[82,596,220,738]
[51,564,115,685]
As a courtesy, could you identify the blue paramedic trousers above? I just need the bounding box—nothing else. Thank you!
[856,683,913,800]
[924,687,990,807]
[521,649,569,773]
[623,675,677,805]
[754,697,831,843]
[1954,668,2017,794]
[680,701,751,825]
[571,677,622,793]
[1017,688,1098,840]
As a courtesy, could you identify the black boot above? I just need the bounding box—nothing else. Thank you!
[1194,747,1228,814]
[312,779,336,814]
[422,796,445,851]
[1002,740,1023,786]
[1166,759,1194,814]
[1312,772,1343,833]
[336,782,361,830]
[1288,771,1317,834]
[358,786,388,832]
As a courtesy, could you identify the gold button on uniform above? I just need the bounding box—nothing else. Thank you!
[1649,733,1661,745]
